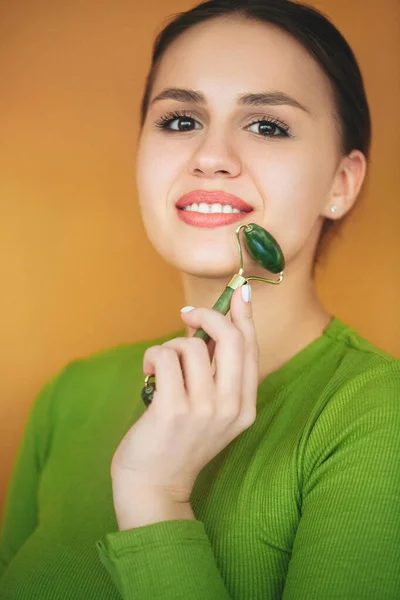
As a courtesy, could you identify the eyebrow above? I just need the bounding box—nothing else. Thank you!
[150,87,312,115]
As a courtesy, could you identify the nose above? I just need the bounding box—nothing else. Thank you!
[187,131,241,178]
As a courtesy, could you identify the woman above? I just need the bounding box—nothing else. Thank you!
[1,0,399,598]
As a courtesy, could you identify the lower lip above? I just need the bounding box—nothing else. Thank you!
[176,207,252,228]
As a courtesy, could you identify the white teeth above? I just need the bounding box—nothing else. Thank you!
[182,203,244,214]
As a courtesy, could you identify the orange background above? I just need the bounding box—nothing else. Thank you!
[1,0,399,520]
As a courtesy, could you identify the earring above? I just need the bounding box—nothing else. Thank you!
[330,204,338,214]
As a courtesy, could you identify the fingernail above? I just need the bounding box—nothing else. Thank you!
[241,284,251,303]
[180,306,195,313]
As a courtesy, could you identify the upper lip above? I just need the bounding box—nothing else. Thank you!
[176,190,254,212]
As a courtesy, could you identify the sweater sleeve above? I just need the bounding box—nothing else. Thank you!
[282,361,400,600]
[96,519,232,599]
[0,367,67,579]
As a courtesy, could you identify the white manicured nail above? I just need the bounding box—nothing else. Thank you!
[241,284,251,303]
[180,306,195,313]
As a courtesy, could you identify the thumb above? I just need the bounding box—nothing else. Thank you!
[231,283,252,319]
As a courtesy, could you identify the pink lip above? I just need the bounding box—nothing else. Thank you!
[176,190,254,212]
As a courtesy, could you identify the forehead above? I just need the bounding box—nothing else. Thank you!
[151,17,336,118]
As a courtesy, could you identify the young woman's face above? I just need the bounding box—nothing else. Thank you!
[136,17,343,279]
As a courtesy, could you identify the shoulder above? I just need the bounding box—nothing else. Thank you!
[301,321,400,474]
[40,329,183,420]
[59,328,183,382]
[305,351,400,443]
[326,315,397,365]
[320,317,400,401]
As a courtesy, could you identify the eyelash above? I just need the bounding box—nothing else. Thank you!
[154,109,292,138]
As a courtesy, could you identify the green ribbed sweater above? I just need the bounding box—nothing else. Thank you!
[0,317,399,599]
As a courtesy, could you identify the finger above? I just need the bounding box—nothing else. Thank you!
[142,345,188,410]
[229,285,259,419]
[182,313,216,363]
[197,335,216,364]
[180,307,243,405]
[160,337,215,404]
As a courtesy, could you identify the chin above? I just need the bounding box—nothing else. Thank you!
[174,252,240,279]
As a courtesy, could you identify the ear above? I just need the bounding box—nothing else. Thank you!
[322,149,367,220]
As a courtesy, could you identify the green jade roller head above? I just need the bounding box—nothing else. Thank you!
[141,223,285,407]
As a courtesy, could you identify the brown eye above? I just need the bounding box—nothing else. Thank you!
[155,112,203,132]
[247,120,289,138]
[169,117,201,131]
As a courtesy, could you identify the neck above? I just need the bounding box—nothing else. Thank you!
[181,260,332,385]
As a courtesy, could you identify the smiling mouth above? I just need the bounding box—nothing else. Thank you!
[179,204,247,214]
[176,206,252,229]
[175,190,255,213]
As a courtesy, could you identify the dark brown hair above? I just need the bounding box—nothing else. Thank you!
[139,0,371,268]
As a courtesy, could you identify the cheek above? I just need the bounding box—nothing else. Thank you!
[251,146,332,253]
[136,135,186,218]
[135,135,187,257]
[257,145,328,206]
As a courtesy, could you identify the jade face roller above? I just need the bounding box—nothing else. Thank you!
[141,222,285,407]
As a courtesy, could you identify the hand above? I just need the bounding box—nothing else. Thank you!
[111,284,259,512]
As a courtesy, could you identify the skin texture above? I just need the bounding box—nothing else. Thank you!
[135,16,367,383]
[111,17,368,528]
